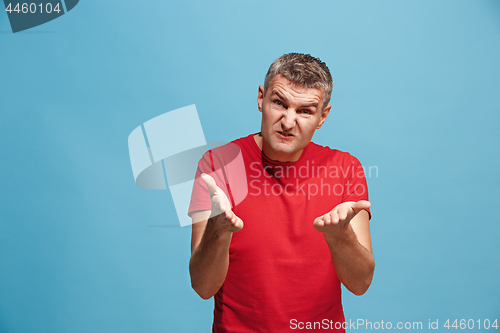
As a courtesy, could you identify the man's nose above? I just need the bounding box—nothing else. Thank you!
[280,109,296,131]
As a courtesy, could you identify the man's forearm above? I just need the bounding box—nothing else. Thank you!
[324,225,375,296]
[189,217,233,300]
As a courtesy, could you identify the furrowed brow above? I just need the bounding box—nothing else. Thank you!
[273,91,287,101]
[301,102,318,108]
[273,90,319,109]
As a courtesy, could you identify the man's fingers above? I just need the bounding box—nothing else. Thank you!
[314,200,371,234]
[212,207,244,232]
[228,212,235,224]
[352,200,371,214]
[232,215,244,231]
[331,210,340,224]
[338,206,349,220]
[228,212,244,231]
[201,173,232,214]
[201,173,219,198]
[314,217,325,227]
[201,173,243,233]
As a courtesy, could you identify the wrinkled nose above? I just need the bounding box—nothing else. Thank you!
[280,109,296,131]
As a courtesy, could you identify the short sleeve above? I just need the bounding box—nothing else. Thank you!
[342,154,371,219]
[187,150,213,217]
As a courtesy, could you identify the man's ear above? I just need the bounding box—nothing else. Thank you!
[257,85,264,112]
[316,104,331,129]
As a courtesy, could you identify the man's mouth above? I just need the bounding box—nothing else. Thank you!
[277,131,293,137]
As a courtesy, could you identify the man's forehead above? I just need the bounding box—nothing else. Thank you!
[268,76,324,104]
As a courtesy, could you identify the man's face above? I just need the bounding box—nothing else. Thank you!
[257,74,331,162]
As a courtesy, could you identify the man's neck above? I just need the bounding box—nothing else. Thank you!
[253,133,303,163]
[253,133,263,150]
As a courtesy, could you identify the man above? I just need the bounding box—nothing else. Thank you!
[188,53,374,332]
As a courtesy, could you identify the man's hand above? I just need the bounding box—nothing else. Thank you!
[313,200,371,238]
[189,174,244,299]
[313,200,374,295]
[201,173,243,232]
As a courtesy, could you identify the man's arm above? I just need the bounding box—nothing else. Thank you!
[189,174,243,300]
[313,201,374,296]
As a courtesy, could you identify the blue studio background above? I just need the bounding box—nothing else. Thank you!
[1,1,499,332]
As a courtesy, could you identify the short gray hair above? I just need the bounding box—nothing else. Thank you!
[264,53,333,110]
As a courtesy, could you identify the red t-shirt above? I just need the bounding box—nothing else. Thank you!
[189,133,370,333]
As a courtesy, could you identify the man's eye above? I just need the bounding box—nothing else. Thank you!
[274,100,284,107]
[298,109,312,114]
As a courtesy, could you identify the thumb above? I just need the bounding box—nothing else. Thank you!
[201,173,219,198]
[352,200,371,214]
